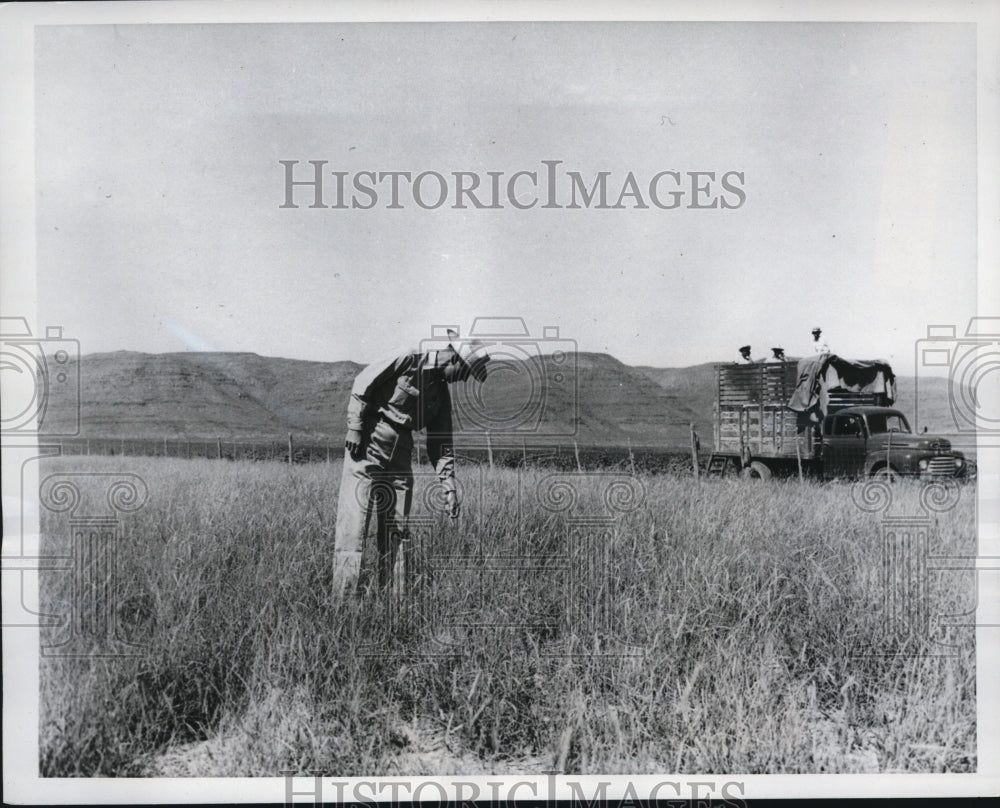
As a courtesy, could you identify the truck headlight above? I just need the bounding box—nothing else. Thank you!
[955,457,964,468]
[918,459,929,471]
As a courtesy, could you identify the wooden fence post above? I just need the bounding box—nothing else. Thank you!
[486,430,494,469]
[522,437,528,468]
[627,437,636,475]
[217,437,222,460]
[288,433,293,464]
[574,440,582,473]
[690,423,700,479]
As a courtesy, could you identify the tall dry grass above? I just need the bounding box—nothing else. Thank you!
[38,455,976,775]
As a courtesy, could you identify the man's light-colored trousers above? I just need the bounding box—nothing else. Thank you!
[334,448,413,595]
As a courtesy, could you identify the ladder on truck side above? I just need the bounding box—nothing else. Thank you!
[706,453,739,478]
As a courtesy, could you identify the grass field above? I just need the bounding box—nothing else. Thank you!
[38,455,976,776]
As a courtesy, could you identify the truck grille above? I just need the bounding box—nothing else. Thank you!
[927,457,956,476]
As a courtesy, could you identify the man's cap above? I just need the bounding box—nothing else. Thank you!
[811,327,822,334]
[739,345,751,353]
[771,347,784,352]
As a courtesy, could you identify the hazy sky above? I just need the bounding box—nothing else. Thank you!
[34,21,977,369]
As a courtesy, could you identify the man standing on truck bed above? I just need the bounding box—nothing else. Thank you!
[808,327,831,356]
[334,330,491,595]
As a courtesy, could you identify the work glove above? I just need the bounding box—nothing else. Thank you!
[345,428,365,461]
[445,488,460,520]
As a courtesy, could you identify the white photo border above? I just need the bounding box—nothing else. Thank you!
[2,0,998,803]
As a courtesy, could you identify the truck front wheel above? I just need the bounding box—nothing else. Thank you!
[741,460,772,481]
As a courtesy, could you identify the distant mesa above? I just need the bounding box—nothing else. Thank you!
[38,350,947,449]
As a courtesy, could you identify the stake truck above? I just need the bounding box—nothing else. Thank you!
[709,356,967,480]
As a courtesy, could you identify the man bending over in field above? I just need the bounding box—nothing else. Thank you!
[334,330,490,595]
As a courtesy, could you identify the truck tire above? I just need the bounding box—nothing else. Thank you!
[741,460,772,481]
[871,465,897,483]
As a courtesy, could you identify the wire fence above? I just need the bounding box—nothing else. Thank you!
[44,435,697,473]
[48,436,335,464]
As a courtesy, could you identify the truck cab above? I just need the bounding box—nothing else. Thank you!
[820,406,966,480]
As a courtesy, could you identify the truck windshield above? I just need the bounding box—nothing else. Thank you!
[866,413,911,434]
